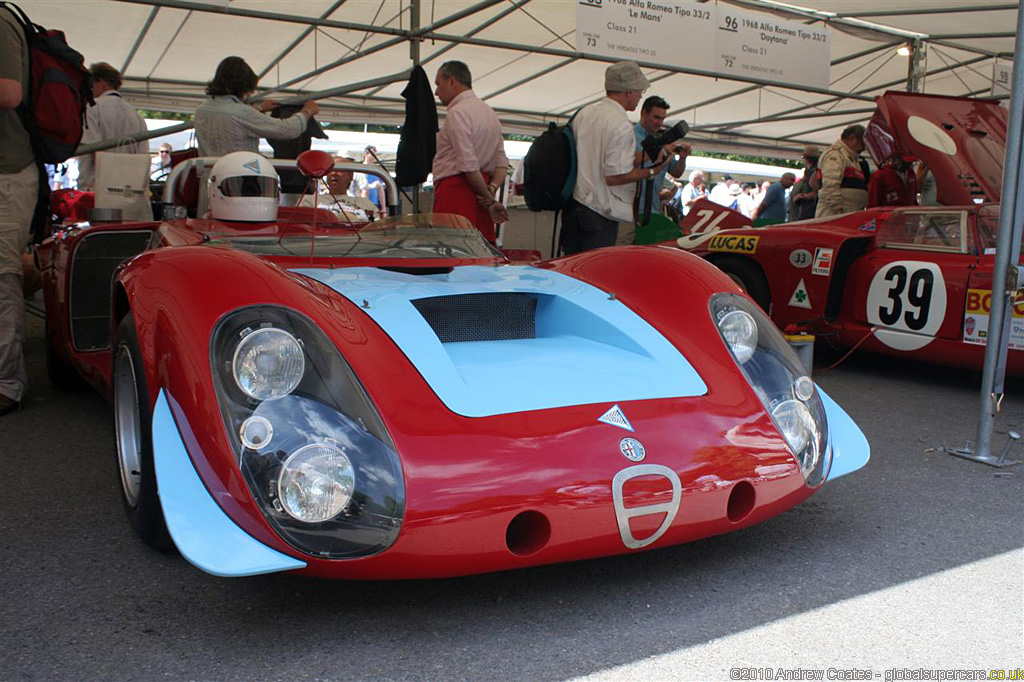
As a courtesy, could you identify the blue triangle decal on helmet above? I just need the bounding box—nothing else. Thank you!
[242,159,261,173]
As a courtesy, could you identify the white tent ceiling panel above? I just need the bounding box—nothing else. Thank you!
[152,15,325,83]
[27,1,154,67]
[12,0,1019,157]
[128,9,193,77]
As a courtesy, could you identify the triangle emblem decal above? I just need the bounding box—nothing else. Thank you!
[598,404,634,432]
[242,159,261,173]
[788,278,812,309]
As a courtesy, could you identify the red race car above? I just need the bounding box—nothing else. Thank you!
[673,92,1023,376]
[38,151,868,579]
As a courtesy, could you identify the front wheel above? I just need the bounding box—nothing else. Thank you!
[113,312,172,551]
[713,256,771,313]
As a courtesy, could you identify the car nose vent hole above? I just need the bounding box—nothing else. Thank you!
[506,510,551,556]
[727,481,756,523]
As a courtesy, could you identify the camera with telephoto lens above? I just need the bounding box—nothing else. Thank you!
[641,120,690,162]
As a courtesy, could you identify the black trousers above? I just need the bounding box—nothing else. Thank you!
[560,199,619,255]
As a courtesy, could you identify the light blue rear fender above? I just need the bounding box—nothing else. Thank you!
[151,390,305,577]
[819,387,870,481]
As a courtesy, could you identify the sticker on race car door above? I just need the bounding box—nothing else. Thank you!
[812,248,833,276]
[708,234,759,253]
[866,261,947,351]
[676,209,731,249]
[790,249,812,268]
[962,288,1024,350]
[789,279,812,309]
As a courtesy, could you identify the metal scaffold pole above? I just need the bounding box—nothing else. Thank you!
[948,0,1024,467]
[410,0,421,215]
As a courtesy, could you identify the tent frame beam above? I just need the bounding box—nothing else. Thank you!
[121,6,159,74]
[421,31,877,102]
[366,0,534,97]
[258,0,348,80]
[270,0,504,92]
[837,4,1018,19]
[706,54,991,133]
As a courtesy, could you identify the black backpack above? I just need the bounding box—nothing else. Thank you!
[523,115,577,212]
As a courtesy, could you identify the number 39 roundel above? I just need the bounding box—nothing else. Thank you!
[866,261,947,351]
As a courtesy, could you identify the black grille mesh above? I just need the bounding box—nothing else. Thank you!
[412,293,537,343]
[70,230,153,350]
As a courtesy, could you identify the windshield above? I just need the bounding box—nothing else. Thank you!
[207,216,503,260]
[976,205,1024,256]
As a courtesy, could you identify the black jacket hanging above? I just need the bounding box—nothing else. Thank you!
[268,104,328,193]
[395,65,437,187]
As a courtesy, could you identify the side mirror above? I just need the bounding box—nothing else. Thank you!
[297,150,334,179]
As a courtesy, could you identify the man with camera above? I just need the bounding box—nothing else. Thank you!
[632,95,690,235]
[562,62,667,255]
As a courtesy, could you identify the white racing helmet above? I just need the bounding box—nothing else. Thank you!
[208,152,279,222]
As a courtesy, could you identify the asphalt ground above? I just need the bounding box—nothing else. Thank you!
[2,307,1022,681]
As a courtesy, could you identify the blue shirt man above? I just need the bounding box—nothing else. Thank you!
[634,95,689,220]
[753,172,796,223]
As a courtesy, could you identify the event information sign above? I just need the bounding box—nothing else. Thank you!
[992,62,1013,106]
[576,0,831,89]
[576,0,716,72]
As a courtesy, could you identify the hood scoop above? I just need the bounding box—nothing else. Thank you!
[293,266,707,417]
[413,292,537,343]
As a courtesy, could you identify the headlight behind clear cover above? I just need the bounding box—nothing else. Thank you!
[711,293,831,486]
[211,306,404,558]
[231,327,305,400]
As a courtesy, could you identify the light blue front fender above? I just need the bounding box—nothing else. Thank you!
[819,387,870,481]
[151,390,305,577]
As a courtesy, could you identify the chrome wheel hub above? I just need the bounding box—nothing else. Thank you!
[113,345,142,508]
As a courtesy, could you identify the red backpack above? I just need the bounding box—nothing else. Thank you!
[2,1,93,164]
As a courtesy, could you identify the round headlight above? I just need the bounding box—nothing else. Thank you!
[718,309,758,364]
[239,416,273,450]
[794,375,815,402]
[771,399,819,474]
[232,328,305,400]
[278,443,355,523]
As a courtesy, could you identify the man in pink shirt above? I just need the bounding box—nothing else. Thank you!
[432,61,508,243]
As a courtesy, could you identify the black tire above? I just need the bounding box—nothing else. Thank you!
[113,312,173,551]
[713,256,771,312]
[45,319,83,391]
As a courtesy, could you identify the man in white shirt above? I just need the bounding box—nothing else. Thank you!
[562,61,670,254]
[150,142,172,182]
[708,175,738,208]
[75,62,148,190]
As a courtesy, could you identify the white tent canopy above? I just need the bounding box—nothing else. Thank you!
[19,0,1019,159]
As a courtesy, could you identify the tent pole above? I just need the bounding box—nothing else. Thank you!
[907,38,927,92]
[410,0,421,215]
[121,7,159,74]
[948,0,1024,467]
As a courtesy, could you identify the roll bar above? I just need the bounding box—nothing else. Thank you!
[160,157,401,219]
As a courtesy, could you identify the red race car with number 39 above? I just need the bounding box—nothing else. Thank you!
[673,92,1023,376]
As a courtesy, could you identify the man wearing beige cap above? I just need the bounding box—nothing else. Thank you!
[788,144,821,222]
[562,61,670,254]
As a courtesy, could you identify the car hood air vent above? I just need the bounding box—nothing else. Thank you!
[292,265,707,417]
